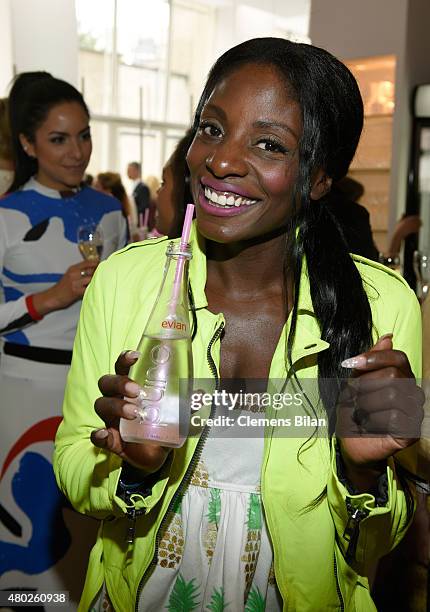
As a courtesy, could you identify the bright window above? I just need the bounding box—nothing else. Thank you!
[76,0,213,184]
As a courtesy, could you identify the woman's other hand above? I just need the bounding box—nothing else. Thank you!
[91,350,171,474]
[336,334,425,491]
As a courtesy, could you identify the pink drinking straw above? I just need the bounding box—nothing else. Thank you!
[143,208,150,228]
[171,203,194,308]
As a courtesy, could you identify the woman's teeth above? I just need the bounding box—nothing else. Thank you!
[204,186,257,208]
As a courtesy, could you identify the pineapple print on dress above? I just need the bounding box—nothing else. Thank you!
[204,487,221,562]
[241,493,262,599]
[190,460,209,487]
[158,495,184,569]
[244,586,265,612]
[167,574,201,611]
[206,586,229,611]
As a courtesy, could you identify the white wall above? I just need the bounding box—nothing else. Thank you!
[0,0,14,96]
[309,0,407,58]
[7,0,79,89]
[212,0,310,68]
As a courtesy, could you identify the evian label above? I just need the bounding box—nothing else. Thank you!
[161,319,187,332]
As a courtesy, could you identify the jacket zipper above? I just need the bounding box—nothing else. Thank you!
[333,551,345,612]
[126,506,137,544]
[133,320,225,611]
[343,498,369,563]
[125,502,146,544]
[332,498,369,611]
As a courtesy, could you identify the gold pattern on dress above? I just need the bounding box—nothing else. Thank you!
[157,507,184,569]
[190,460,209,487]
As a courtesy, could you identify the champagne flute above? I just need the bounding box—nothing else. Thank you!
[413,250,430,302]
[77,223,104,262]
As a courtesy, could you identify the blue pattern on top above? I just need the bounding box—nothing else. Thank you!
[3,286,23,301]
[4,330,29,344]
[0,186,121,244]
[0,186,125,349]
[3,268,63,284]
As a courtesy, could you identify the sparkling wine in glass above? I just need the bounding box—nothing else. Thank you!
[77,223,104,262]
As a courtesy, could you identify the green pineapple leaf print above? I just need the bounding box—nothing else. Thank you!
[207,488,221,525]
[171,492,183,515]
[167,574,200,611]
[247,493,262,530]
[244,586,265,612]
[206,586,228,611]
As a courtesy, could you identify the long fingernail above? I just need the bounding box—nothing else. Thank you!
[123,404,138,419]
[125,381,140,396]
[126,350,141,360]
[378,333,393,341]
[341,355,367,369]
[94,429,109,439]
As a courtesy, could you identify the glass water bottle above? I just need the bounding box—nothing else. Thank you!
[119,241,193,447]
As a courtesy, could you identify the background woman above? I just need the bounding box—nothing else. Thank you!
[144,174,160,231]
[55,39,423,611]
[154,128,194,237]
[94,170,135,222]
[0,72,127,603]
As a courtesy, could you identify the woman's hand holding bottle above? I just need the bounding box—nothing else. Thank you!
[91,350,172,474]
[337,334,425,491]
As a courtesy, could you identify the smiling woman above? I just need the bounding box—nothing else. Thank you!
[187,63,305,243]
[0,72,127,603]
[54,38,424,612]
[19,101,92,192]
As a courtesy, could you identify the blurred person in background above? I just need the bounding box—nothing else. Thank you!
[325,176,379,261]
[127,160,150,219]
[154,128,194,237]
[0,98,14,195]
[83,172,94,186]
[144,174,160,230]
[0,71,127,604]
[94,170,136,222]
[385,213,421,259]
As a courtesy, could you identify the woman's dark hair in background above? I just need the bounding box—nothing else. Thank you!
[7,71,90,193]
[0,98,13,162]
[95,171,133,219]
[325,177,379,261]
[83,173,94,187]
[167,127,195,237]
[193,37,373,427]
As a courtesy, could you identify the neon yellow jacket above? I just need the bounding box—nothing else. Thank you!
[54,230,422,612]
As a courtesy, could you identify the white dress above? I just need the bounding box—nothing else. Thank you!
[95,409,283,612]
